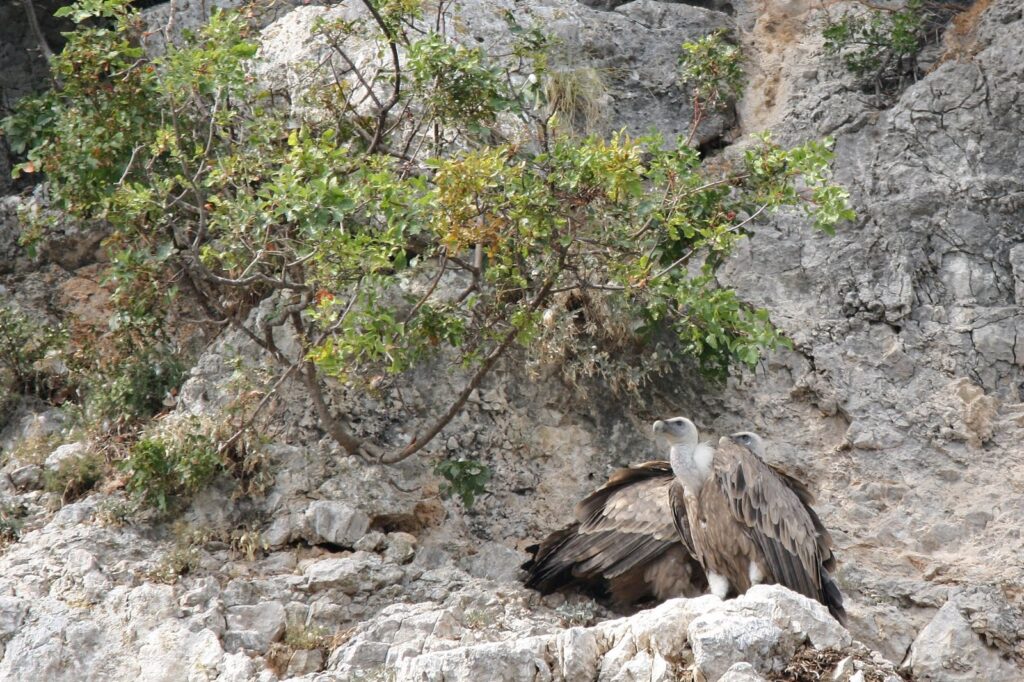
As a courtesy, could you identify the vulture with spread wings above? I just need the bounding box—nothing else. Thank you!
[521,461,707,606]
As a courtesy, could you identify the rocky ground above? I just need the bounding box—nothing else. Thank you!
[1,0,1023,680]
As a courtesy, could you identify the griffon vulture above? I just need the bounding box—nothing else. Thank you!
[521,461,707,606]
[654,417,846,624]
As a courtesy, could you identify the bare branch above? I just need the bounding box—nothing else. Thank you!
[381,260,563,464]
[360,0,404,154]
[289,310,383,460]
[402,251,447,328]
[21,0,54,65]
[324,34,384,110]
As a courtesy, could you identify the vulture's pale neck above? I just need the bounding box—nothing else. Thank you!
[670,440,715,494]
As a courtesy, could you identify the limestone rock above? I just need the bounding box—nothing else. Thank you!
[718,662,768,682]
[253,0,732,146]
[383,532,417,565]
[302,501,370,548]
[908,596,1022,681]
[303,552,403,595]
[326,587,860,681]
[225,602,287,653]
[9,464,42,491]
[43,442,88,470]
[0,596,28,640]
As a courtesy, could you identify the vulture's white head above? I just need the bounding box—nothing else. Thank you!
[726,431,766,459]
[654,417,713,492]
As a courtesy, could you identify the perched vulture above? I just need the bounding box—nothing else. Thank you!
[521,461,707,606]
[654,417,846,624]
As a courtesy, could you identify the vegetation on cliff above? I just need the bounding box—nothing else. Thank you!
[2,0,852,510]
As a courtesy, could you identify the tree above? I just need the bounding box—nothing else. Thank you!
[3,0,854,473]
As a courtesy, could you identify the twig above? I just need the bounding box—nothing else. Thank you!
[117,145,146,186]
[360,0,404,154]
[381,258,564,464]
[402,251,447,328]
[648,203,769,281]
[21,0,54,65]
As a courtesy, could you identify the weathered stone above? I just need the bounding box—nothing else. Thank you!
[354,530,387,553]
[254,0,732,146]
[908,599,1021,682]
[383,532,417,565]
[458,541,522,582]
[225,601,287,653]
[325,588,857,681]
[285,647,325,676]
[9,464,43,491]
[180,578,221,609]
[719,662,768,682]
[1010,244,1024,304]
[689,613,789,682]
[302,500,370,548]
[0,597,27,640]
[303,552,403,595]
[43,442,88,470]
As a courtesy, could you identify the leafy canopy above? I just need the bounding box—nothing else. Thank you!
[3,0,854,506]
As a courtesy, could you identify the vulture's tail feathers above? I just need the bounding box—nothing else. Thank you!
[821,568,847,626]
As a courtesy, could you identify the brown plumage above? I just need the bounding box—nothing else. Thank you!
[659,420,845,624]
[522,461,707,606]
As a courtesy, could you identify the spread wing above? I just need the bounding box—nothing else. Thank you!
[523,461,705,604]
[714,439,845,622]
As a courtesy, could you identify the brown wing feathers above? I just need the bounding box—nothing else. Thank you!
[716,439,846,624]
[522,462,705,605]
[522,430,845,625]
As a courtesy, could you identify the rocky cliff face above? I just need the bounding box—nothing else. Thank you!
[1,0,1022,681]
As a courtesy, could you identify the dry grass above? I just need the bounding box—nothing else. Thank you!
[940,0,994,62]
[544,67,610,135]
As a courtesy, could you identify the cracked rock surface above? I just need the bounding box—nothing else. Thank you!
[1,0,1023,681]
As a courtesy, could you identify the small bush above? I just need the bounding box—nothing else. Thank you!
[121,425,224,513]
[44,450,106,503]
[0,504,24,547]
[823,0,966,97]
[6,432,59,466]
[678,30,744,113]
[434,457,491,509]
[95,497,134,526]
[0,305,68,400]
[84,347,185,428]
[267,623,334,677]
[284,624,332,650]
[148,522,212,582]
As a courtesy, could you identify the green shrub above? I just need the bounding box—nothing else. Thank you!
[679,30,744,112]
[435,457,491,508]
[3,1,854,468]
[44,450,106,503]
[0,305,68,400]
[121,426,223,513]
[84,347,185,428]
[0,504,24,547]
[823,0,964,97]
[147,521,212,582]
